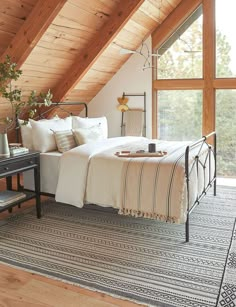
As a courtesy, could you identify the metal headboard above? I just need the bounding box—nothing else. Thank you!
[37,102,88,119]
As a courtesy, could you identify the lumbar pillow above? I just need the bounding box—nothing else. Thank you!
[73,125,104,145]
[30,117,72,152]
[72,116,108,139]
[53,130,77,153]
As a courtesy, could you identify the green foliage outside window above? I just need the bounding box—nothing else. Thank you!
[157,16,236,178]
[158,90,202,142]
[216,90,236,177]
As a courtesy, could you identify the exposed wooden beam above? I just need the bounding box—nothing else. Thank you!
[0,0,67,68]
[203,0,215,135]
[52,0,145,103]
[152,55,158,139]
[152,0,202,49]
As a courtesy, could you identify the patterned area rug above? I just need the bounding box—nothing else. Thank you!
[0,186,236,307]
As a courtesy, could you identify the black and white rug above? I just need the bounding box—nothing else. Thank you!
[0,186,235,307]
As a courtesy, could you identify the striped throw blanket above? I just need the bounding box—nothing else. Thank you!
[118,140,214,223]
[118,140,194,223]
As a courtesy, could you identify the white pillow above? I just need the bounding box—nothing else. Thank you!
[30,117,72,152]
[73,125,104,145]
[72,116,108,139]
[18,117,60,150]
[18,119,34,150]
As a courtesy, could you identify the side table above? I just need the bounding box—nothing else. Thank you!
[0,151,41,218]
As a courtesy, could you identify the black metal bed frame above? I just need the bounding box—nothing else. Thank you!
[15,102,216,243]
[38,102,88,119]
[184,131,216,242]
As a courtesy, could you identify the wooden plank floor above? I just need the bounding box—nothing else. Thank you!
[0,178,144,307]
[0,264,143,307]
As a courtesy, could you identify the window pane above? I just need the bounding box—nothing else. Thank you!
[158,90,202,141]
[216,90,236,178]
[216,0,236,78]
[157,8,203,79]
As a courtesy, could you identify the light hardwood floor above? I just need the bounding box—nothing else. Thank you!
[0,178,144,307]
[0,264,144,307]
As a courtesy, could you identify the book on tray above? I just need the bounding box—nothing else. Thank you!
[0,190,26,207]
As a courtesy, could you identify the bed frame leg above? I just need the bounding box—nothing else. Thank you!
[185,216,189,243]
[214,179,216,196]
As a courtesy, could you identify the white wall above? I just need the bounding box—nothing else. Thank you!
[88,37,153,138]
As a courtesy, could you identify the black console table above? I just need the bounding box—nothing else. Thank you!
[0,151,41,218]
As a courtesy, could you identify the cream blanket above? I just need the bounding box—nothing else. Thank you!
[56,137,213,224]
[55,137,144,207]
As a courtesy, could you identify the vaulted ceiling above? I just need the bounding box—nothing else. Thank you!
[0,0,183,113]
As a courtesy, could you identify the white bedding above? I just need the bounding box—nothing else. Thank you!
[55,137,143,207]
[55,137,213,224]
[24,151,62,194]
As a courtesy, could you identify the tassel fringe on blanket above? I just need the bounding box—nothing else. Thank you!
[118,208,178,223]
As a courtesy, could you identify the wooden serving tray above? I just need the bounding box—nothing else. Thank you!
[115,151,167,158]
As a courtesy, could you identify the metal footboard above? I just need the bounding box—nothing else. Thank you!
[185,131,216,242]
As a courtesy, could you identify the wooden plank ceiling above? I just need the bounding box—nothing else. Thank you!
[0,0,182,115]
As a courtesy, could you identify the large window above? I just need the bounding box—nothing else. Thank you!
[158,7,203,79]
[158,90,202,141]
[154,1,236,179]
[156,7,203,142]
[216,0,236,78]
[216,90,236,177]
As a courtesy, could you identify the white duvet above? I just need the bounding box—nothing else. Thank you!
[55,137,213,224]
[56,137,142,207]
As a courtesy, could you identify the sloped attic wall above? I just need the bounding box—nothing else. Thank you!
[87,38,152,138]
[0,0,184,141]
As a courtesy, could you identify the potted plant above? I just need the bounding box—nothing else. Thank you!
[0,55,53,157]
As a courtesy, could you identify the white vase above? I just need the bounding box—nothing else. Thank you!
[0,133,10,157]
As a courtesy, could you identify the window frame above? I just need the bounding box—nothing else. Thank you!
[152,0,236,139]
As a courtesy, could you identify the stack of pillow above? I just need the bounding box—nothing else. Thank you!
[19,116,108,153]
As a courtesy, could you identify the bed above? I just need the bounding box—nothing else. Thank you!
[18,103,216,243]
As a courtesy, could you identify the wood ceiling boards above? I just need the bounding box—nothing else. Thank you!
[0,0,182,118]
